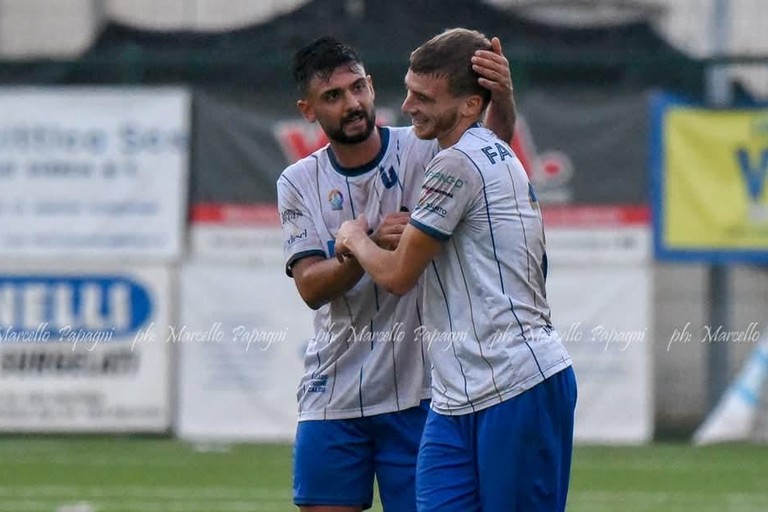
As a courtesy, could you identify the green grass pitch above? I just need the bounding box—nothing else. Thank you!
[0,438,766,511]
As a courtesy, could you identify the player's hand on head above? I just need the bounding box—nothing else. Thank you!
[472,36,513,100]
[372,211,410,250]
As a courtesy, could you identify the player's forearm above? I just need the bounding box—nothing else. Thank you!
[293,256,365,310]
[484,91,516,143]
[346,232,415,297]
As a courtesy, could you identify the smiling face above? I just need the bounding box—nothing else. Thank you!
[401,69,473,148]
[298,63,377,145]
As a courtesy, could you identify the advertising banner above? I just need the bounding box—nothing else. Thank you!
[0,87,189,260]
[545,206,653,443]
[188,203,283,264]
[652,93,768,262]
[176,260,312,441]
[189,89,649,210]
[184,204,653,443]
[0,265,172,432]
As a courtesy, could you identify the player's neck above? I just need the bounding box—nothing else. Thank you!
[328,127,382,169]
[438,117,482,149]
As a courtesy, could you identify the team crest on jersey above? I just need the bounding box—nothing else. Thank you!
[328,189,344,210]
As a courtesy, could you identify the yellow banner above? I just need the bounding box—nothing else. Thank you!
[664,107,768,251]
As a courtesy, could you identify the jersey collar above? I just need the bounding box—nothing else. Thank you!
[327,126,390,177]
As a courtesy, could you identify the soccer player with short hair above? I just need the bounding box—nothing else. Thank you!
[334,28,577,512]
[277,36,515,512]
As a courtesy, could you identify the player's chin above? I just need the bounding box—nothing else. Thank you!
[343,116,367,133]
[412,123,434,140]
[342,120,373,139]
[413,126,435,140]
[343,125,368,139]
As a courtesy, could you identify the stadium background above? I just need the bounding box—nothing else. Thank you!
[0,0,767,511]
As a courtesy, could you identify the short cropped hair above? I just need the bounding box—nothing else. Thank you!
[292,37,364,97]
[409,28,492,108]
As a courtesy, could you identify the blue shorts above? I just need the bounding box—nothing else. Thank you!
[293,400,430,510]
[416,367,577,512]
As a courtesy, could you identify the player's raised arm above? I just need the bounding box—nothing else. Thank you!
[474,36,516,142]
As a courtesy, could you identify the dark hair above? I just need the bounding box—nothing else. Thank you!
[292,37,364,97]
[409,28,491,108]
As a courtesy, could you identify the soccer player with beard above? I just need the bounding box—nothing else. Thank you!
[276,36,515,512]
[334,29,576,512]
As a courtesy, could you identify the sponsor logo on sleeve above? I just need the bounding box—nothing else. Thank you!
[422,186,454,198]
[424,170,464,188]
[422,170,464,199]
[416,202,447,218]
[280,208,304,225]
[286,228,308,246]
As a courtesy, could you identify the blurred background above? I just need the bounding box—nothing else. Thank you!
[0,1,767,511]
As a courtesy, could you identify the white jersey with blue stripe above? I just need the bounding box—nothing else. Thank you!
[277,126,437,421]
[409,125,572,416]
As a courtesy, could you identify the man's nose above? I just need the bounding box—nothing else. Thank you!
[343,90,361,110]
[401,94,412,114]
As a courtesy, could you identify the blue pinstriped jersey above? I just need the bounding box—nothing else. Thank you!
[410,125,572,415]
[277,126,437,420]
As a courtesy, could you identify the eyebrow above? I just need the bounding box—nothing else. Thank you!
[320,77,367,98]
[404,81,432,101]
[320,87,342,98]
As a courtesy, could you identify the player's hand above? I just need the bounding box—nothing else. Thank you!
[335,215,369,262]
[371,212,410,250]
[472,36,513,103]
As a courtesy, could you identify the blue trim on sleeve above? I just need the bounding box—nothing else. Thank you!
[409,218,451,241]
[286,249,327,277]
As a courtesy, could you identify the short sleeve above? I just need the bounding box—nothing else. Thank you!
[409,150,480,240]
[276,175,326,277]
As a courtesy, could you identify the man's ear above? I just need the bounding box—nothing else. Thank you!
[367,75,375,100]
[461,95,484,119]
[297,99,315,123]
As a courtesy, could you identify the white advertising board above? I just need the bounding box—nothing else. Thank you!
[176,261,312,441]
[0,264,172,432]
[0,87,189,260]
[545,206,653,444]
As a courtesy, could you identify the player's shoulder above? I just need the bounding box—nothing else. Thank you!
[426,126,507,176]
[277,146,329,185]
[385,125,436,151]
[449,125,516,165]
[455,124,500,151]
[424,145,480,188]
[434,128,494,166]
[383,125,412,139]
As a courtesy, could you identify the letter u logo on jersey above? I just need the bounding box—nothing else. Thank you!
[328,189,344,210]
[379,165,398,189]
